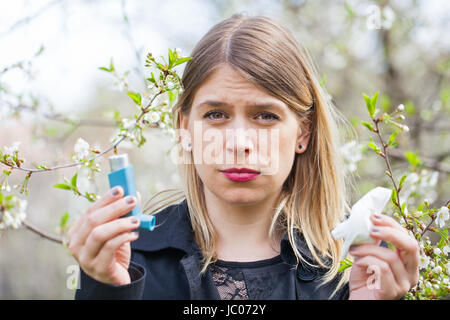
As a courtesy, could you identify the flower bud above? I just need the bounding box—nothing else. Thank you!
[397,104,405,111]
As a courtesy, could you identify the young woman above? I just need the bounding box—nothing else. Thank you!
[70,14,419,300]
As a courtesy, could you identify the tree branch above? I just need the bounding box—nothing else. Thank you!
[22,219,63,244]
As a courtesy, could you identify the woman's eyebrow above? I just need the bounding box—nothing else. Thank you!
[197,100,285,111]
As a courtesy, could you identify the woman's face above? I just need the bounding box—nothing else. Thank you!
[180,64,310,205]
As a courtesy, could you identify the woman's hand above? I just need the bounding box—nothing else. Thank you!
[68,186,142,286]
[348,213,420,300]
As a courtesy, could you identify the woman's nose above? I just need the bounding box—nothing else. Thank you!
[225,128,256,161]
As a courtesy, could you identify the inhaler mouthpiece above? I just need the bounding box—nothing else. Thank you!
[109,154,129,172]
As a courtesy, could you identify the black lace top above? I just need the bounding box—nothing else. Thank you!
[209,255,293,300]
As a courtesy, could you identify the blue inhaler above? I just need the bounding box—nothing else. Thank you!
[107,154,155,231]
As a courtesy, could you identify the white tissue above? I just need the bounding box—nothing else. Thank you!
[332,187,392,260]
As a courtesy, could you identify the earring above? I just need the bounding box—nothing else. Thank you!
[182,137,192,151]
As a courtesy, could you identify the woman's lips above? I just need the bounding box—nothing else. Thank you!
[222,169,260,182]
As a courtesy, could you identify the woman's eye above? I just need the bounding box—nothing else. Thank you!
[203,110,225,120]
[203,111,279,122]
[255,112,279,121]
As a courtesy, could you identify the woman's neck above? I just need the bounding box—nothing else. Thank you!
[204,187,282,262]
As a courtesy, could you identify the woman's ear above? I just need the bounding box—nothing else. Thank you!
[178,110,192,152]
[295,120,311,154]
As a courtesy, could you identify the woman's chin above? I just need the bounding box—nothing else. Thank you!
[218,189,264,206]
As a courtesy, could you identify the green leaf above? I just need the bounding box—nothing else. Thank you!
[167,90,177,103]
[388,131,398,146]
[363,92,379,119]
[138,135,146,148]
[437,228,448,247]
[127,92,142,106]
[63,177,71,186]
[98,67,111,72]
[338,258,353,272]
[319,74,327,87]
[53,184,71,190]
[363,94,375,118]
[344,2,356,17]
[168,48,175,68]
[366,139,380,153]
[59,212,69,229]
[173,57,192,67]
[399,174,407,189]
[405,151,421,169]
[109,58,115,73]
[71,173,78,188]
[370,92,379,111]
[391,188,398,204]
[146,72,156,84]
[361,121,375,132]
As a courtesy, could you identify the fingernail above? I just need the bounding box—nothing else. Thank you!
[371,227,380,233]
[373,213,382,219]
[130,218,139,224]
[132,231,139,237]
[112,187,120,196]
[126,196,136,204]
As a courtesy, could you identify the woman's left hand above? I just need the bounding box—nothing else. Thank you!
[348,213,420,300]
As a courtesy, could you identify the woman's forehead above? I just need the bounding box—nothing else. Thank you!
[192,65,288,110]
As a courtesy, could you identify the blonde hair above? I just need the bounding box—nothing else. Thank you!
[143,13,352,298]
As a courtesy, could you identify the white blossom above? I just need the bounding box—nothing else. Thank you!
[340,140,363,173]
[0,197,27,230]
[166,81,175,90]
[434,248,442,256]
[122,118,135,130]
[443,245,450,255]
[161,113,171,125]
[144,111,161,123]
[0,184,11,192]
[419,254,430,269]
[397,104,405,111]
[381,5,396,30]
[3,141,21,155]
[433,266,442,273]
[162,103,172,112]
[73,138,90,161]
[399,172,419,206]
[436,206,449,229]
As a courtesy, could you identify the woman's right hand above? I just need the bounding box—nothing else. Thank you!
[68,186,141,286]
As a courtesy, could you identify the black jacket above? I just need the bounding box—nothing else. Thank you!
[75,199,350,300]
